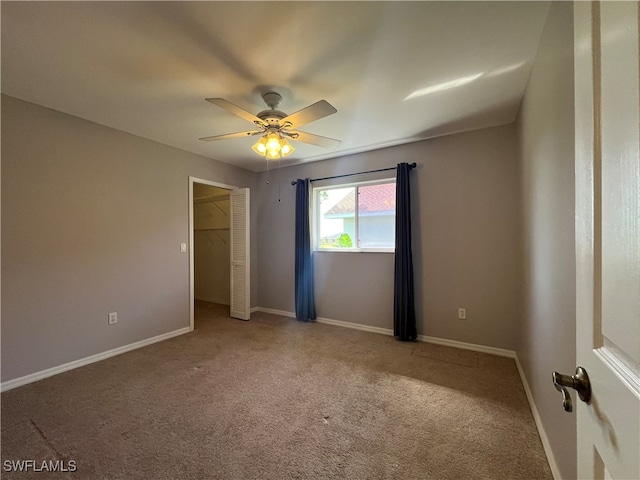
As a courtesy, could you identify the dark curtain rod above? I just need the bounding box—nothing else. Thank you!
[290,162,416,186]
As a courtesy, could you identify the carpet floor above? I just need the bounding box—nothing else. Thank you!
[1,301,552,479]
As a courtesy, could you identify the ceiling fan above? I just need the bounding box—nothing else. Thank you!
[198,92,341,158]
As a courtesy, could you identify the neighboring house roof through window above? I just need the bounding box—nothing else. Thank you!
[325,183,396,218]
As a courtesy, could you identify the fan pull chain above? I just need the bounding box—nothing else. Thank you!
[278,157,281,202]
[265,155,270,185]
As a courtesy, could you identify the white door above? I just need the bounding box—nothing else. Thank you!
[574,2,640,479]
[230,188,250,320]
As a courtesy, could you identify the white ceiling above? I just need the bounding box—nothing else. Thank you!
[1,1,551,172]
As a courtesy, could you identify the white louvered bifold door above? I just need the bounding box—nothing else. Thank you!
[230,188,250,320]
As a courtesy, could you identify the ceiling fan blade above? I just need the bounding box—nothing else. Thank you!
[281,100,337,129]
[198,130,263,142]
[287,131,341,149]
[205,98,264,126]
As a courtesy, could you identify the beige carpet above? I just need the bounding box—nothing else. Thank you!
[1,301,552,479]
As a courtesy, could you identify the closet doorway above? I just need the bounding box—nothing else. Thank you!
[189,177,235,331]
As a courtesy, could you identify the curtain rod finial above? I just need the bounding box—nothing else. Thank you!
[291,180,297,185]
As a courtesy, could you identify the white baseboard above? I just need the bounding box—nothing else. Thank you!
[251,307,294,317]
[514,356,561,480]
[0,327,191,393]
[316,316,395,337]
[252,307,516,358]
[417,334,516,358]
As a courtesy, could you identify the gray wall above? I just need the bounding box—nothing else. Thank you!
[1,95,257,381]
[516,2,576,479]
[257,124,521,350]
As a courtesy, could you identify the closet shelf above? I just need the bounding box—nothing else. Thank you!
[194,194,229,205]
[195,194,229,216]
[195,228,229,232]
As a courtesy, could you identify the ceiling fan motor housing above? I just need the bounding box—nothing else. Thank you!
[257,109,287,126]
[258,92,287,126]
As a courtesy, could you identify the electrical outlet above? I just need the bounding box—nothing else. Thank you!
[458,308,466,320]
[108,312,118,325]
[180,243,187,253]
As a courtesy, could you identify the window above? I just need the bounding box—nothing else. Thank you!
[314,179,396,252]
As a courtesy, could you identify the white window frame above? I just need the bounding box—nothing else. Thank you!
[312,177,396,253]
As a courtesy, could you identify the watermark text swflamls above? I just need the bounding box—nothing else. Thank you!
[3,460,77,473]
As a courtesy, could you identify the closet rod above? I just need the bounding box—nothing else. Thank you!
[290,163,416,185]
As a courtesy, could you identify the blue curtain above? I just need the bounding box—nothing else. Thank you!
[295,179,316,322]
[394,163,417,341]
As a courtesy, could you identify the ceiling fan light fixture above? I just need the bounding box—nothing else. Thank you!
[265,133,281,155]
[251,136,268,155]
[280,139,294,157]
[252,132,294,159]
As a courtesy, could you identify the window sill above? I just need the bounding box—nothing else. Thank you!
[314,248,395,254]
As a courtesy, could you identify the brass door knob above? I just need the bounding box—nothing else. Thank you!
[552,366,591,413]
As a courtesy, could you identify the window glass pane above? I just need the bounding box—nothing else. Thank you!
[357,182,396,248]
[319,187,355,249]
